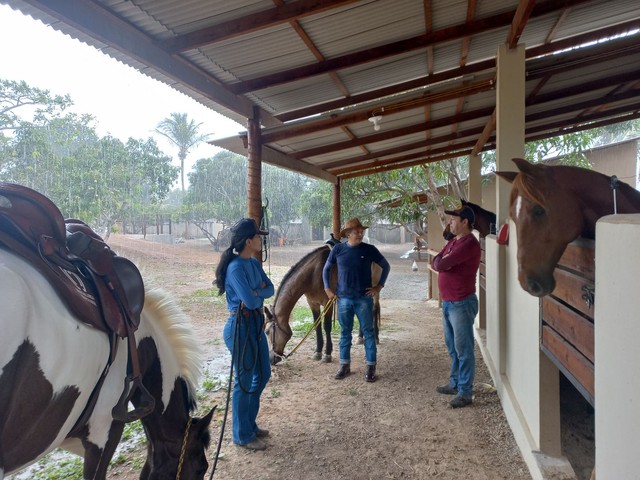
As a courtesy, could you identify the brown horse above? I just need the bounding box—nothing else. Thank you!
[264,244,381,365]
[496,157,640,297]
[443,199,496,240]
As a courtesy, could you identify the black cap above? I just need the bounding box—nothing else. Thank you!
[230,218,268,238]
[444,205,475,226]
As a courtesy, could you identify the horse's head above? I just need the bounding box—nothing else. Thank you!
[264,305,292,365]
[496,158,584,297]
[442,224,455,241]
[136,289,215,479]
[140,406,215,480]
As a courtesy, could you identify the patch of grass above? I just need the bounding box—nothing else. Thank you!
[120,419,144,442]
[28,455,83,480]
[347,388,359,397]
[290,306,315,334]
[193,288,214,297]
[270,388,281,398]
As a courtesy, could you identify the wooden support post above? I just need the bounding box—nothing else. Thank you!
[332,179,341,238]
[247,106,263,262]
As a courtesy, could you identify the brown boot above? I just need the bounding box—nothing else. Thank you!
[364,364,377,382]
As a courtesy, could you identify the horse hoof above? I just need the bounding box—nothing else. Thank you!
[312,352,322,361]
[322,354,332,363]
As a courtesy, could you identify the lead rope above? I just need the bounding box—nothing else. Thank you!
[176,417,192,480]
[283,296,336,359]
[610,175,619,214]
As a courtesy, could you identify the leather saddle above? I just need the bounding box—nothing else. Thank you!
[0,182,154,423]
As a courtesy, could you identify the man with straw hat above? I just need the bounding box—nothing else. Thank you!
[322,218,390,382]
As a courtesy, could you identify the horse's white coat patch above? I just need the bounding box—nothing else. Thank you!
[515,196,523,220]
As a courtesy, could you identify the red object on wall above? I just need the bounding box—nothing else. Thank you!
[497,223,509,245]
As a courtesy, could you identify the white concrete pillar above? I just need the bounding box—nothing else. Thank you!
[594,214,640,479]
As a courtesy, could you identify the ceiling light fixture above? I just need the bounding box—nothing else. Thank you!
[368,115,382,131]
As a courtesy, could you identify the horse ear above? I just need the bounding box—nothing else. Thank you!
[494,170,518,183]
[511,157,539,174]
[196,406,216,431]
[460,198,468,206]
[264,305,273,319]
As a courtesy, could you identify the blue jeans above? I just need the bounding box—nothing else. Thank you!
[223,311,271,445]
[442,294,478,398]
[337,296,376,365]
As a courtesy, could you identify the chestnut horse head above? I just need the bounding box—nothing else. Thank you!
[496,157,640,297]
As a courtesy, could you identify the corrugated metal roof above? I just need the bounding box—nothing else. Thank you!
[3,0,640,182]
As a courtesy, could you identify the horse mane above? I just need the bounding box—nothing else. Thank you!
[510,171,547,208]
[142,288,202,401]
[274,245,328,303]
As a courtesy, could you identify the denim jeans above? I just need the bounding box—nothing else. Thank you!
[223,312,271,445]
[337,296,376,365]
[442,294,478,398]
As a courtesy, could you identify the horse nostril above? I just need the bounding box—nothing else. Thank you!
[526,278,543,297]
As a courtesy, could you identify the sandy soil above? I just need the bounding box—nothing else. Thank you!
[102,234,531,480]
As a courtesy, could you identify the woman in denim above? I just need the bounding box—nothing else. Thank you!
[432,205,481,408]
[322,218,390,383]
[214,218,274,450]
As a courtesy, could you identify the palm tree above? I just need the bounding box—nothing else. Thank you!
[155,113,210,192]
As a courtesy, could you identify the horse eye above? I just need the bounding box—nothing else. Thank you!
[532,205,545,218]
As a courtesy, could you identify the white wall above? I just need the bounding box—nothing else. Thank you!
[594,214,640,479]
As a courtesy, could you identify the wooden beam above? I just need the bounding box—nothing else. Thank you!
[290,106,495,159]
[21,0,279,125]
[261,78,494,143]
[261,147,337,183]
[159,0,361,53]
[229,0,592,95]
[507,0,537,48]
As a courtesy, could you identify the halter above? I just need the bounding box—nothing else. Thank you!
[267,295,337,360]
[265,314,292,362]
[175,416,192,480]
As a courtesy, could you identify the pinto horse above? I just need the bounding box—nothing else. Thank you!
[264,244,382,364]
[0,247,214,479]
[443,199,496,240]
[496,157,640,297]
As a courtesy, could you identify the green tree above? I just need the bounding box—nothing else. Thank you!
[0,79,72,135]
[155,112,210,192]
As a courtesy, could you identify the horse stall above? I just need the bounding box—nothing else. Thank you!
[481,214,640,480]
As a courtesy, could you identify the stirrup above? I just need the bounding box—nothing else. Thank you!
[112,375,155,422]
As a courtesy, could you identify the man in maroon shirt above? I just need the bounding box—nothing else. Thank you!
[432,205,481,408]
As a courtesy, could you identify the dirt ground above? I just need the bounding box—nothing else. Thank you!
[104,234,532,480]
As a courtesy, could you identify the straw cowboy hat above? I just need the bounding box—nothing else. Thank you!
[339,218,368,238]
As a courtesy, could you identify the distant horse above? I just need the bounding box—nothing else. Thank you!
[0,247,214,479]
[443,199,496,240]
[496,157,640,297]
[264,244,381,364]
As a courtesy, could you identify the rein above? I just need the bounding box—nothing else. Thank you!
[176,416,192,480]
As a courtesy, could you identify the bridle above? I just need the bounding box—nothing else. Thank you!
[265,313,291,362]
[175,416,192,480]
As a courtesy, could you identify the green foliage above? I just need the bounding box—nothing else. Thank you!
[0,77,179,232]
[156,112,210,192]
[184,150,311,237]
[120,419,145,443]
[299,180,332,229]
[27,454,83,480]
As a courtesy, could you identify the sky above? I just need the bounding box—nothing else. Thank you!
[0,4,244,183]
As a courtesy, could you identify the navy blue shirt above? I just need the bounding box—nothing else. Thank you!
[322,242,390,298]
